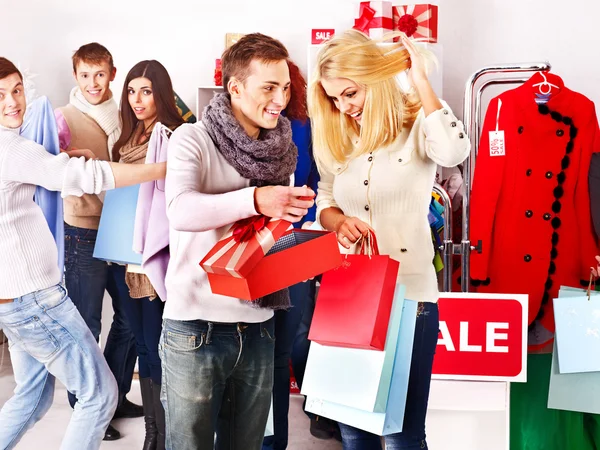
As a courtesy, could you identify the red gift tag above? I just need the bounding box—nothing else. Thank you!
[311,29,335,45]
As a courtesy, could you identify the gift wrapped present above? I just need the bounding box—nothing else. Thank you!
[392,4,438,43]
[200,216,342,300]
[214,59,222,87]
[353,1,394,40]
[174,91,196,124]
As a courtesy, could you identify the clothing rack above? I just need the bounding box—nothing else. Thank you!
[437,62,552,292]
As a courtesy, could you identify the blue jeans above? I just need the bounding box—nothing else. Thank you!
[338,302,439,450]
[121,293,164,384]
[0,284,118,450]
[64,224,137,408]
[263,282,312,450]
[159,317,275,450]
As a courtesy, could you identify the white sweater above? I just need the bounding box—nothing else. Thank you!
[164,122,273,324]
[0,127,115,298]
[316,103,470,303]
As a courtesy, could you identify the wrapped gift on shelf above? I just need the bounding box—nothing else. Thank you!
[392,4,438,43]
[214,59,222,87]
[200,216,342,300]
[353,1,394,40]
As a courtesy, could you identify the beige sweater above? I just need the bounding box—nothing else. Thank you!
[55,105,111,229]
[316,102,470,303]
[0,127,115,298]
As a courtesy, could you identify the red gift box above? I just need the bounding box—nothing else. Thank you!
[201,221,342,300]
[392,4,438,43]
[201,216,291,279]
[309,233,399,350]
[353,1,394,40]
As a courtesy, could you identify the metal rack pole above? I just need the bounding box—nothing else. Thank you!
[460,62,551,292]
[433,183,453,292]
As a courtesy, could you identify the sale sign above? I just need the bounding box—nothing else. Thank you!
[432,293,528,382]
[312,29,335,45]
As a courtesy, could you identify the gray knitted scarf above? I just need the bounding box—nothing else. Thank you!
[202,92,297,310]
[202,93,297,186]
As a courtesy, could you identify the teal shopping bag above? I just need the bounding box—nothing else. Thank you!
[305,299,418,435]
[93,185,142,265]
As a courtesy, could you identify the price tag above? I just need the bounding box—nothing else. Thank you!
[489,130,505,157]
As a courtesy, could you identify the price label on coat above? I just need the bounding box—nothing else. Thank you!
[489,130,505,156]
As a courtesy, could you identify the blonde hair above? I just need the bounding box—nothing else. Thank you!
[309,29,426,169]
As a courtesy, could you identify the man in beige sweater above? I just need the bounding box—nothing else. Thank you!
[54,42,142,441]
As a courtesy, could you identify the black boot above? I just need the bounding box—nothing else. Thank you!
[152,382,166,450]
[103,423,121,441]
[140,378,158,450]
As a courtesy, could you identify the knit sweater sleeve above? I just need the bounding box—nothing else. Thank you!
[165,124,258,232]
[421,100,471,167]
[315,161,340,225]
[0,133,115,196]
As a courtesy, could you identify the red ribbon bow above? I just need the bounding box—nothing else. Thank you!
[396,14,419,37]
[353,4,376,32]
[232,215,270,243]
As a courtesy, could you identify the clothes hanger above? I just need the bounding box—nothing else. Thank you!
[532,72,560,95]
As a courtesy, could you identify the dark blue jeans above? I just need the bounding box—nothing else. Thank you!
[64,224,137,409]
[263,282,313,450]
[120,292,164,384]
[338,302,439,450]
[159,317,275,450]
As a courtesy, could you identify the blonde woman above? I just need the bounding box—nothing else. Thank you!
[309,30,470,450]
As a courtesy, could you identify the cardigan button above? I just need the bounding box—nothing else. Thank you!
[525,210,533,218]
[543,213,551,221]
[545,171,553,179]
[398,158,403,162]
[524,254,532,262]
[556,129,564,137]
[368,156,373,162]
[518,126,524,134]
[364,205,370,211]
[443,110,449,115]
[450,122,457,127]
[458,133,464,139]
[364,180,369,186]
[526,169,532,176]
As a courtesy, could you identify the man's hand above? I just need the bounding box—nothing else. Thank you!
[64,148,96,160]
[254,185,315,223]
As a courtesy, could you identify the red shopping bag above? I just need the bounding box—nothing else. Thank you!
[309,233,399,350]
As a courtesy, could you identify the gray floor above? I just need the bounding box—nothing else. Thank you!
[0,342,342,449]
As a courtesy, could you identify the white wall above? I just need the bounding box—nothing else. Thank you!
[5,0,600,121]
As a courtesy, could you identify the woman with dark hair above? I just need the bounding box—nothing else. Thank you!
[112,60,183,450]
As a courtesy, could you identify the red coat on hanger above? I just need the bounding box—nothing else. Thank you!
[469,72,600,349]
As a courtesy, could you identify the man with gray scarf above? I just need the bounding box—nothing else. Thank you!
[160,33,315,450]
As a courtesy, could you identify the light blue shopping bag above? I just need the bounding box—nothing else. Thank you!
[305,299,418,435]
[553,286,600,374]
[302,285,406,413]
[93,185,142,265]
[548,340,600,414]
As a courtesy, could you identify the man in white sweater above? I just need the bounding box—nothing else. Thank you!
[0,57,166,450]
[161,34,315,450]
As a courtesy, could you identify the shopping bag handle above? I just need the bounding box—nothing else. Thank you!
[357,230,380,256]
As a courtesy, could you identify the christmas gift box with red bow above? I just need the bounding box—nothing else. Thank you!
[200,215,342,300]
[353,1,394,40]
[392,4,438,43]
